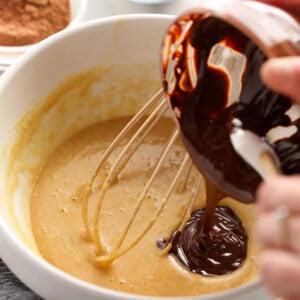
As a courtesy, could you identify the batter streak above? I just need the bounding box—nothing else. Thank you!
[30,116,259,297]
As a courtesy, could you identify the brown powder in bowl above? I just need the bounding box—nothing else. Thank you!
[0,0,70,46]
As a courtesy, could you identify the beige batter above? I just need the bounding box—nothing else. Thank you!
[30,116,259,297]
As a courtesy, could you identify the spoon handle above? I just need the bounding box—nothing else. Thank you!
[260,151,282,178]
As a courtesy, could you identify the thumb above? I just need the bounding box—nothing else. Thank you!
[261,57,300,101]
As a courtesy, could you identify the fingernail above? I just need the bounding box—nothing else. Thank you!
[262,59,293,88]
[254,218,264,243]
[255,214,274,247]
[255,177,285,211]
[258,253,272,278]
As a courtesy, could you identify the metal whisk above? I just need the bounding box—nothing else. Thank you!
[78,0,300,266]
[80,88,203,265]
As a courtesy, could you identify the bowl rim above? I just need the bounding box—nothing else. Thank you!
[0,13,263,300]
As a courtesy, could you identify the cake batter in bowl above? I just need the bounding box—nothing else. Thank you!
[0,14,273,300]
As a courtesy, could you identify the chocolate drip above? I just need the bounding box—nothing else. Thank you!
[170,206,248,276]
[159,15,300,276]
[163,16,297,203]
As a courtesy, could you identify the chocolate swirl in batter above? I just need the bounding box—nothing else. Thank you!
[160,15,299,276]
[159,206,248,276]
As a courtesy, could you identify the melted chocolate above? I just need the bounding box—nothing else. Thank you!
[159,14,300,276]
[167,206,248,276]
[163,16,299,203]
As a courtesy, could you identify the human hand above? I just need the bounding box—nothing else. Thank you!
[255,1,300,299]
[256,176,300,300]
[258,0,300,100]
[260,57,300,100]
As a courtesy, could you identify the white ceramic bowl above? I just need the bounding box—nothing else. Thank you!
[0,15,273,300]
[0,0,88,72]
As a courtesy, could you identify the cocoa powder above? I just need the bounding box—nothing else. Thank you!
[0,0,70,46]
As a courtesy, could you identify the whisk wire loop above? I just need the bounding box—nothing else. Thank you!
[92,101,169,254]
[95,151,192,264]
[80,88,203,264]
[81,89,166,241]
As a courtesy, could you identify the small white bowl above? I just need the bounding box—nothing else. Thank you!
[0,0,88,72]
[0,14,272,300]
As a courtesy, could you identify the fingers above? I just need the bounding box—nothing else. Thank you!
[261,57,300,100]
[257,175,300,213]
[256,176,300,298]
[259,250,300,299]
[256,212,300,252]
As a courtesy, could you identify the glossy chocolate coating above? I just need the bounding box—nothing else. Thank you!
[159,14,300,276]
[168,206,248,276]
[163,16,298,203]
